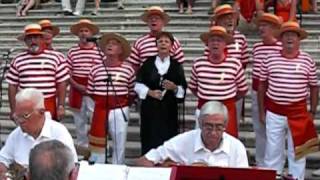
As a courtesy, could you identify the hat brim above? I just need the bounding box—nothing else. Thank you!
[200,31,234,45]
[99,33,131,59]
[141,11,170,25]
[70,23,99,36]
[17,31,46,41]
[276,27,308,40]
[211,10,236,21]
[43,25,60,37]
[254,16,281,28]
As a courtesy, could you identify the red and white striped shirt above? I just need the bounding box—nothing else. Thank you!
[87,63,135,96]
[127,33,185,66]
[67,45,103,78]
[252,41,282,90]
[189,56,248,100]
[260,51,318,105]
[204,31,249,67]
[6,50,69,98]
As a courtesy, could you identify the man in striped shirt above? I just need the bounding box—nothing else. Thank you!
[251,13,282,167]
[189,26,248,138]
[67,19,103,148]
[6,24,69,121]
[87,33,135,164]
[258,21,319,180]
[127,6,185,71]
[207,4,249,125]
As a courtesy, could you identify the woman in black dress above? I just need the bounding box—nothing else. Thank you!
[134,31,187,155]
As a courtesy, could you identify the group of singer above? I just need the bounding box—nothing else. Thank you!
[0,4,319,180]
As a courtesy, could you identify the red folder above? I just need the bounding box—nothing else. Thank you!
[170,165,276,180]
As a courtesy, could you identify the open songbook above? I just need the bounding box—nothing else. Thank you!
[77,161,172,180]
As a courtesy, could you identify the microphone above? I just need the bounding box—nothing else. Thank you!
[86,37,101,42]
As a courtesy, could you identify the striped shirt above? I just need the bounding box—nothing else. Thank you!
[260,51,318,105]
[87,63,136,96]
[67,45,103,78]
[189,56,248,100]
[252,41,282,90]
[204,31,249,67]
[6,50,69,98]
[127,33,185,67]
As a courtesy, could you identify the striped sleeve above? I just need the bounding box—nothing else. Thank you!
[188,59,199,93]
[86,67,95,95]
[127,41,141,66]
[5,58,19,85]
[307,56,318,86]
[171,37,185,64]
[259,55,269,82]
[128,68,136,96]
[240,36,249,66]
[234,62,248,91]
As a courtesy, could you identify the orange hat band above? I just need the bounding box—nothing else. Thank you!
[25,29,42,34]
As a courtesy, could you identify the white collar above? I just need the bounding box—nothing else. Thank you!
[194,131,230,155]
[21,118,51,140]
[155,56,170,75]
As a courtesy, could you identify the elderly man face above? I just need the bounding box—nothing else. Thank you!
[147,14,165,32]
[258,21,276,39]
[200,113,225,151]
[78,27,93,43]
[281,31,300,51]
[104,39,123,58]
[207,35,226,57]
[13,99,44,138]
[216,14,235,33]
[24,34,45,54]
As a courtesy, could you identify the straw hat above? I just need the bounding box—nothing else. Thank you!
[255,13,282,27]
[17,24,46,41]
[70,19,99,36]
[140,6,170,25]
[276,21,308,40]
[200,26,234,44]
[211,4,236,21]
[38,19,60,37]
[99,33,131,59]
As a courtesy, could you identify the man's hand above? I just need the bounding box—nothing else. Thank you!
[147,90,162,100]
[0,163,8,180]
[57,105,65,121]
[259,111,266,124]
[162,80,177,91]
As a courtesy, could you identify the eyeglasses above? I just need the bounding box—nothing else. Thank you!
[202,123,225,132]
[13,109,37,123]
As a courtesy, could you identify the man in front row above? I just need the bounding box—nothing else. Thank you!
[136,101,248,167]
[0,88,77,177]
[29,140,78,180]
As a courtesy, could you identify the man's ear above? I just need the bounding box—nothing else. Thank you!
[69,165,79,180]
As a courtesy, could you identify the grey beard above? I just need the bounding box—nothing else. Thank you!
[30,45,40,53]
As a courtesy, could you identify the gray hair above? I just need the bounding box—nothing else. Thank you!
[29,140,75,180]
[15,88,44,109]
[199,101,228,124]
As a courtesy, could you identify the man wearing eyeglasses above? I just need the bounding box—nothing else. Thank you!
[0,88,77,177]
[135,101,248,167]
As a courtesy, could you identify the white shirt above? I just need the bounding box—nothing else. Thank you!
[134,56,185,99]
[0,117,78,167]
[145,129,248,167]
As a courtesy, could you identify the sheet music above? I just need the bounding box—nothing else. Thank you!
[77,161,172,180]
[127,167,172,180]
[78,161,128,180]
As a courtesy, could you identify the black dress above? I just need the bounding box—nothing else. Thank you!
[136,56,187,155]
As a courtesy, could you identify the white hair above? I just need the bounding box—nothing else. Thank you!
[15,88,45,109]
[199,101,228,124]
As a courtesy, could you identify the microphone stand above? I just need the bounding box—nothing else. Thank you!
[92,39,128,164]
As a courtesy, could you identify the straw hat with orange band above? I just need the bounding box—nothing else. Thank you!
[276,21,308,40]
[17,24,47,41]
[200,26,234,45]
[255,13,283,28]
[211,4,236,22]
[140,6,170,25]
[38,19,60,37]
[70,19,99,36]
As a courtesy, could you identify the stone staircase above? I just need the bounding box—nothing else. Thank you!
[0,0,320,179]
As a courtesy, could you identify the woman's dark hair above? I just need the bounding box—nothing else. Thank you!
[156,31,175,45]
